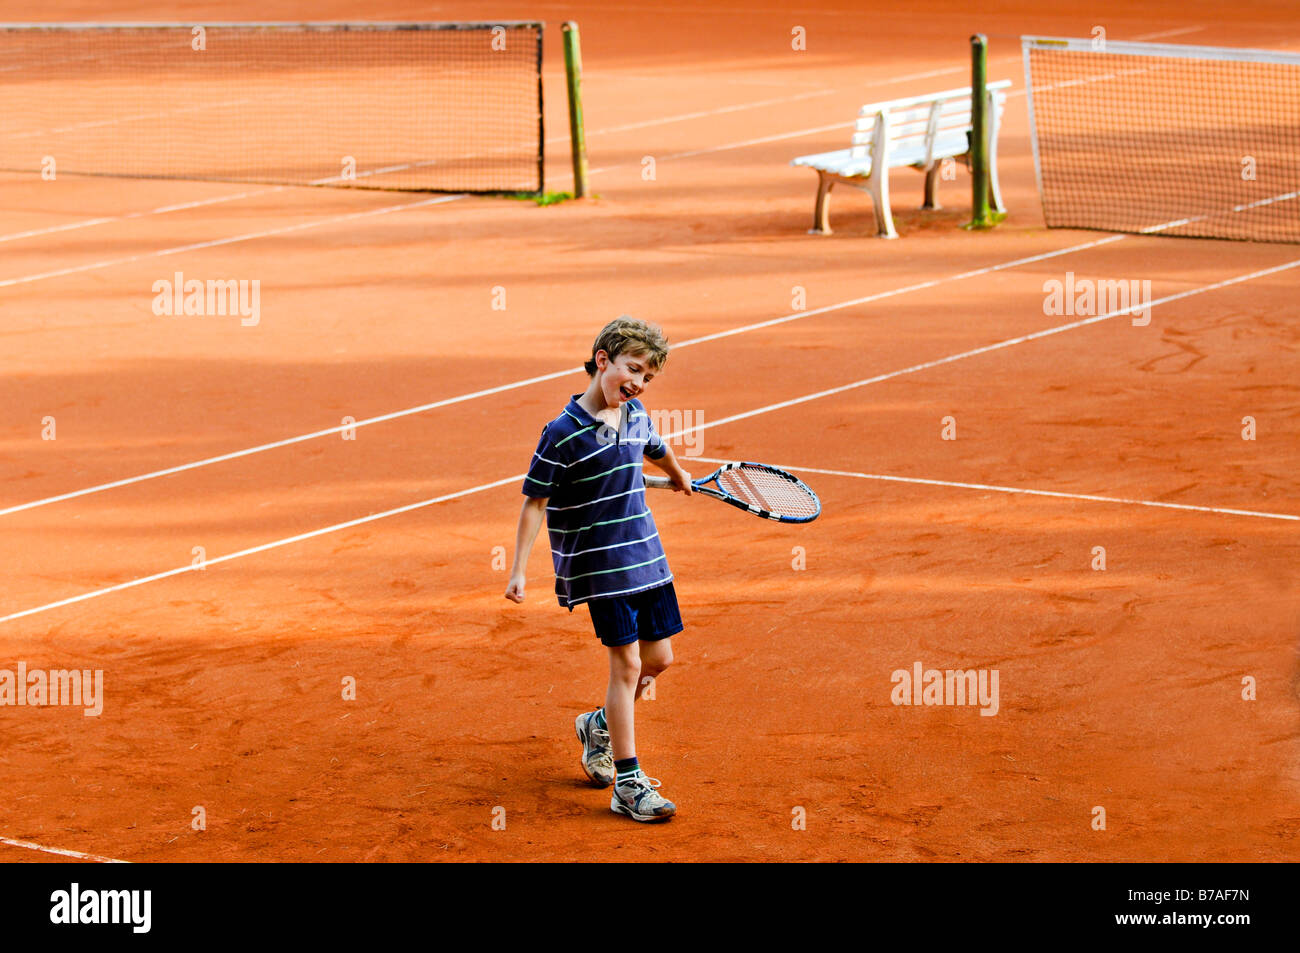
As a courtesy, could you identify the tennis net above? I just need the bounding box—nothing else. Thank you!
[1022,36,1300,243]
[0,21,544,193]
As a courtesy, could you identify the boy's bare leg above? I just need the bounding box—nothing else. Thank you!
[606,638,678,822]
[605,642,641,762]
[636,638,673,700]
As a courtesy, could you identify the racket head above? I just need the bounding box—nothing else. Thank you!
[698,461,822,523]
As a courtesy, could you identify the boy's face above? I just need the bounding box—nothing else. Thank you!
[595,350,657,407]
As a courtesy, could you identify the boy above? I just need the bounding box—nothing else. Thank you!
[505,317,693,822]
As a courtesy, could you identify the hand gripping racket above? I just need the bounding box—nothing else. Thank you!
[644,462,821,523]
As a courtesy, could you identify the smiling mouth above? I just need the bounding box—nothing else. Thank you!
[620,385,636,400]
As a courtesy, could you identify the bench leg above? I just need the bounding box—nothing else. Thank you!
[989,93,1007,214]
[809,172,834,235]
[870,171,899,239]
[922,165,941,210]
[989,147,1006,214]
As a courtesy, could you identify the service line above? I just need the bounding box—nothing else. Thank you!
[1,232,1130,518]
[0,834,129,863]
[685,459,1297,523]
[2,254,1296,625]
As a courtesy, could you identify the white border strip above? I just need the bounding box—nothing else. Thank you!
[1022,35,1300,65]
[2,255,1297,625]
[1022,37,1046,208]
[0,834,129,863]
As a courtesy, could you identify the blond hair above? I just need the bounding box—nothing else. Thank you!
[585,316,669,376]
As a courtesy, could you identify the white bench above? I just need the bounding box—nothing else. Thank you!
[791,81,1011,237]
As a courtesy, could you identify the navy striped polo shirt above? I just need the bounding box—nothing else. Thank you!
[522,395,673,609]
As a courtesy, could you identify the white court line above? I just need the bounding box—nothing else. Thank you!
[0,76,1283,514]
[526,1,968,17]
[1233,190,1300,212]
[587,64,980,96]
[7,96,257,139]
[0,56,991,248]
[0,192,464,290]
[654,256,1300,443]
[686,457,1298,522]
[0,834,129,863]
[579,67,995,163]
[0,186,291,245]
[603,73,831,89]
[1131,27,1205,41]
[586,119,854,173]
[0,233,1130,518]
[554,64,971,144]
[0,369,577,517]
[557,88,839,139]
[883,65,971,83]
[2,255,1296,625]
[0,81,884,247]
[1142,189,1300,233]
[0,474,518,625]
[0,59,993,248]
[654,121,852,161]
[0,168,453,247]
[0,93,827,246]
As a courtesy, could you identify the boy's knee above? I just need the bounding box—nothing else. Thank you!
[610,650,641,685]
[642,647,672,679]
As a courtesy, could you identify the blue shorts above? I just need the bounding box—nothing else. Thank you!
[586,582,683,647]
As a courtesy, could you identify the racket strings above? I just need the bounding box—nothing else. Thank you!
[717,466,818,517]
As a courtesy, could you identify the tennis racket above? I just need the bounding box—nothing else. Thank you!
[644,462,821,523]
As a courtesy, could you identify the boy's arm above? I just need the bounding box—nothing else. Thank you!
[645,444,693,494]
[505,496,548,603]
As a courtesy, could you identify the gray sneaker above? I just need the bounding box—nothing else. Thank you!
[575,711,615,787]
[611,773,676,822]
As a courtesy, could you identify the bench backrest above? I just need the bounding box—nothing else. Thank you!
[849,80,1011,169]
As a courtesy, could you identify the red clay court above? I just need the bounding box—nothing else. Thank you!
[0,1,1297,862]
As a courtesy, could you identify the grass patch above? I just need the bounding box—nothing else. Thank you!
[500,190,578,206]
[961,210,1008,230]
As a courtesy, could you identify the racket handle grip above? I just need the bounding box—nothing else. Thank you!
[643,475,673,489]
